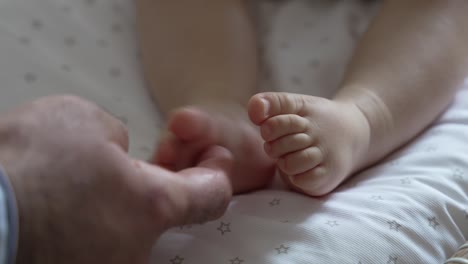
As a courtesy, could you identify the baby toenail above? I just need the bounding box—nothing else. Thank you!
[288,175,304,190]
[260,98,270,118]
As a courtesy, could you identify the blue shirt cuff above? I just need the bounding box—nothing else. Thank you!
[0,166,18,264]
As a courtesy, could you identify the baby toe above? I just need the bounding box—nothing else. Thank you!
[278,147,323,175]
[290,166,333,196]
[167,107,209,141]
[265,133,313,158]
[256,92,307,116]
[260,114,308,141]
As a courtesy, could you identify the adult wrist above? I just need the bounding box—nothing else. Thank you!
[0,165,18,264]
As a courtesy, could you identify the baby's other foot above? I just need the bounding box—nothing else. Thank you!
[248,92,370,196]
[154,104,276,194]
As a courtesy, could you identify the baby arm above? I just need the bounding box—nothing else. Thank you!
[135,0,276,193]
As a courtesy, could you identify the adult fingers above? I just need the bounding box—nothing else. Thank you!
[91,101,129,152]
[25,95,130,152]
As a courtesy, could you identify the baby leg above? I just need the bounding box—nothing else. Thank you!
[248,1,468,196]
[135,0,275,193]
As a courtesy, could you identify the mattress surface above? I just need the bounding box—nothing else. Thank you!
[0,1,466,263]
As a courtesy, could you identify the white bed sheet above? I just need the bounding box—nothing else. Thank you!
[153,85,468,264]
[0,0,467,263]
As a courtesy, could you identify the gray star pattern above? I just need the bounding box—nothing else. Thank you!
[387,220,401,232]
[275,244,290,255]
[31,19,43,30]
[387,256,397,264]
[61,5,71,13]
[61,64,71,72]
[19,36,31,45]
[453,168,464,179]
[325,220,339,227]
[269,198,280,207]
[111,23,124,34]
[24,72,37,83]
[111,3,123,14]
[84,0,96,6]
[308,59,320,69]
[217,222,231,235]
[425,146,437,152]
[428,217,439,229]
[97,39,109,48]
[291,75,303,85]
[170,256,184,264]
[319,36,329,44]
[400,177,411,184]
[64,36,77,47]
[229,257,244,264]
[371,195,383,201]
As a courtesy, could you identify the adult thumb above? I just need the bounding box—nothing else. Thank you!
[177,145,234,225]
[137,146,234,228]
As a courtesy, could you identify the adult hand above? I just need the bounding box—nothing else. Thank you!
[0,95,233,264]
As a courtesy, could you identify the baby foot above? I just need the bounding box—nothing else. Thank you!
[248,92,370,196]
[154,104,276,194]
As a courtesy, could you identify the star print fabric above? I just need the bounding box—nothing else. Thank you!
[0,0,468,263]
[0,0,161,161]
[151,1,468,262]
